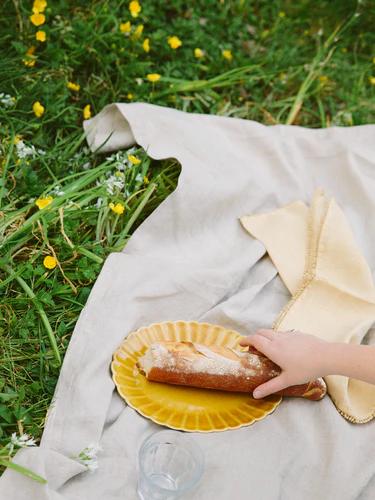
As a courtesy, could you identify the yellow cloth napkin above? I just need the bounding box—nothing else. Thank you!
[240,189,375,424]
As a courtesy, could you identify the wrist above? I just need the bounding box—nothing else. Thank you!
[317,340,344,377]
[317,340,375,383]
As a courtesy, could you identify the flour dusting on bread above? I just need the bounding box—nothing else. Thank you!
[136,340,327,400]
[138,341,260,377]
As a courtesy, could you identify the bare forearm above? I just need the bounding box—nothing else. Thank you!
[321,342,375,385]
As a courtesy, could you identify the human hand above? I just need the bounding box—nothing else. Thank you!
[239,329,329,399]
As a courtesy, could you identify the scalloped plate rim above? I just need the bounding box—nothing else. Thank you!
[111,320,282,432]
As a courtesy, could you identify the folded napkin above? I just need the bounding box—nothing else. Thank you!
[2,103,375,499]
[240,188,375,423]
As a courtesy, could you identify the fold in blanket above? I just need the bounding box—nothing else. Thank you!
[2,103,375,500]
[240,189,375,423]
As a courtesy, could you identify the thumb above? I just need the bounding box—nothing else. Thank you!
[253,374,289,399]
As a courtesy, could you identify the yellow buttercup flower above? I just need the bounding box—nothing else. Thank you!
[109,202,125,215]
[142,38,150,52]
[30,12,45,26]
[167,35,182,49]
[120,21,131,33]
[129,1,141,18]
[33,101,45,118]
[67,81,80,92]
[147,73,160,83]
[35,195,53,209]
[127,93,134,99]
[23,58,36,67]
[194,48,204,58]
[369,76,375,85]
[133,24,144,39]
[83,104,92,119]
[43,255,57,270]
[128,154,141,165]
[33,0,47,12]
[14,135,23,145]
[222,49,232,61]
[24,46,37,66]
[36,30,46,42]
[143,175,149,184]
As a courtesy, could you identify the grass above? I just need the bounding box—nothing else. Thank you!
[0,0,374,477]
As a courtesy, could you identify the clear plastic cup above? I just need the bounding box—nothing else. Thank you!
[137,429,205,500]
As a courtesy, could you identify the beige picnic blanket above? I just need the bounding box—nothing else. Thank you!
[1,103,375,499]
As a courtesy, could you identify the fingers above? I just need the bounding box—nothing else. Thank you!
[238,333,272,356]
[239,329,275,346]
[256,329,276,340]
[239,329,275,344]
[253,374,289,399]
[239,329,296,349]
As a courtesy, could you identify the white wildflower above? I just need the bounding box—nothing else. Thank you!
[105,150,131,172]
[105,152,117,162]
[95,197,103,208]
[103,174,125,195]
[50,185,65,196]
[0,93,15,108]
[11,433,37,448]
[135,173,143,182]
[16,140,36,159]
[135,78,143,85]
[16,140,45,159]
[76,443,102,473]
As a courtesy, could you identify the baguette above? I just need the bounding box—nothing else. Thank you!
[136,341,327,401]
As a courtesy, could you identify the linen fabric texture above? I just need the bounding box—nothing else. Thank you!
[1,103,374,499]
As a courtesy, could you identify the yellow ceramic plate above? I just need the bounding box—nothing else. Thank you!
[111,320,282,432]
